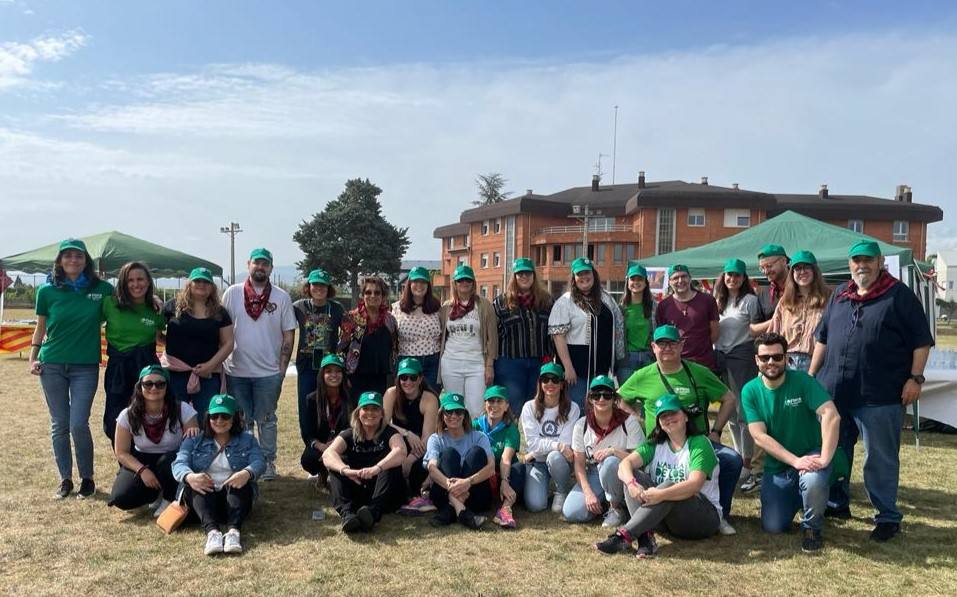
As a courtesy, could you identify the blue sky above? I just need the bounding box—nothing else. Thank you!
[2,0,957,269]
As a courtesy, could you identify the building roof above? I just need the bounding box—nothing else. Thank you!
[770,193,943,221]
[401,260,441,270]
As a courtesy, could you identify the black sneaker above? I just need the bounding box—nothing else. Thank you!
[870,522,900,542]
[635,531,658,559]
[801,529,823,553]
[77,478,95,499]
[430,505,456,527]
[356,506,375,532]
[54,479,74,499]
[341,512,362,534]
[825,506,852,520]
[594,531,632,555]
[457,509,486,530]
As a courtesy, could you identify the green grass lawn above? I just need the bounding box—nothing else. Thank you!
[1,355,955,597]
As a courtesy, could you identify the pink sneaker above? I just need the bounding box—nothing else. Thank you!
[399,496,436,516]
[493,506,516,529]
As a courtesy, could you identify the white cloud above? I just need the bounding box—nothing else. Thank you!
[0,30,87,90]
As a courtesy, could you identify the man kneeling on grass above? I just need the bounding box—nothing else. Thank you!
[742,333,841,552]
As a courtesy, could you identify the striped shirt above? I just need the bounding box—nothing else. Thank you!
[492,294,554,360]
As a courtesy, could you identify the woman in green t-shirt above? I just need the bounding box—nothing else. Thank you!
[29,239,114,500]
[615,263,656,385]
[102,261,164,446]
[473,385,525,529]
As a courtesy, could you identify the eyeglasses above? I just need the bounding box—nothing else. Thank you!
[756,353,786,363]
[141,380,167,390]
[540,375,562,385]
[655,341,679,349]
[364,289,382,296]
[209,413,233,421]
[398,375,420,383]
[442,410,465,418]
[589,391,615,401]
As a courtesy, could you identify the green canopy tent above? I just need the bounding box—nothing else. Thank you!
[0,230,223,278]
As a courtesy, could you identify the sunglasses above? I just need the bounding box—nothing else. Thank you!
[442,410,465,418]
[364,289,382,296]
[398,374,420,383]
[589,391,615,401]
[141,380,167,390]
[209,413,233,421]
[757,353,786,363]
[540,375,562,385]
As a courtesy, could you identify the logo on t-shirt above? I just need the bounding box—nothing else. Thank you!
[541,420,559,437]
[785,396,804,408]
[141,317,157,327]
[654,461,687,484]
[88,293,103,301]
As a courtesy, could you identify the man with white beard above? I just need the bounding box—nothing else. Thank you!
[809,240,933,542]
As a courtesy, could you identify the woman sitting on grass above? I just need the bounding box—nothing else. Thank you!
[473,385,524,529]
[173,394,265,556]
[300,354,352,487]
[322,392,407,534]
[424,392,496,530]
[594,394,722,559]
[109,365,199,517]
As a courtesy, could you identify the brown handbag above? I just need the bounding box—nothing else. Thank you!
[156,485,189,534]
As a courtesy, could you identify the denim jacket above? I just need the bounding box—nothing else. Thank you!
[172,431,266,483]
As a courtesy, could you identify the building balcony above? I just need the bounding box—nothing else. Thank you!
[536,224,630,235]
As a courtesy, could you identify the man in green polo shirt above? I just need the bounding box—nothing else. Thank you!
[741,332,840,553]
[619,324,742,533]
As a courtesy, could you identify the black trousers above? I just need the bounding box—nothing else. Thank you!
[406,458,429,498]
[108,450,179,509]
[187,484,254,533]
[429,446,493,513]
[327,466,404,520]
[300,445,330,477]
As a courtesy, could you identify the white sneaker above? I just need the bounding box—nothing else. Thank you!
[204,530,224,556]
[740,473,760,493]
[148,496,163,511]
[551,492,567,514]
[718,517,737,536]
[152,499,171,519]
[739,467,752,482]
[223,529,243,554]
[261,462,277,481]
[601,507,625,528]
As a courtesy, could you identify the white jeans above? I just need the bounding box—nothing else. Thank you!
[440,355,486,417]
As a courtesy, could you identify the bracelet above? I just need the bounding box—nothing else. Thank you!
[135,464,148,477]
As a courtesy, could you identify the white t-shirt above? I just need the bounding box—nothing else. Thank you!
[116,401,198,454]
[520,400,581,462]
[640,436,721,516]
[222,283,297,377]
[206,445,234,490]
[443,308,483,359]
[571,415,644,466]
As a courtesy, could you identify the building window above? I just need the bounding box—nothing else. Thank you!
[447,237,454,249]
[481,253,489,268]
[482,220,489,235]
[552,245,561,264]
[848,219,863,234]
[687,209,705,227]
[495,218,502,234]
[493,252,501,267]
[480,285,488,297]
[723,209,750,228]
[656,208,676,255]
[949,281,954,290]
[492,284,499,296]
[563,244,575,263]
[595,244,606,263]
[587,217,617,232]
[458,256,467,266]
[893,221,909,242]
[575,244,584,259]
[608,280,625,297]
[614,244,624,263]
[626,244,636,262]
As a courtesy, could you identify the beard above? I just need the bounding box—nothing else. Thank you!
[851,270,876,288]
[250,270,269,283]
[761,366,785,380]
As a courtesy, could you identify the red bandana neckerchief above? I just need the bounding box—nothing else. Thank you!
[518,292,534,309]
[769,280,785,304]
[358,301,388,334]
[836,270,898,303]
[244,278,273,320]
[449,296,476,320]
[143,405,170,444]
[587,406,630,444]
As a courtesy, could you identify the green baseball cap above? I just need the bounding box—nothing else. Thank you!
[758,244,788,259]
[667,264,689,279]
[483,385,509,401]
[453,264,475,281]
[58,238,88,254]
[790,250,818,267]
[571,257,595,275]
[439,392,468,412]
[539,362,565,379]
[320,354,345,370]
[723,258,747,276]
[653,324,681,343]
[848,240,881,258]
[249,247,273,263]
[396,357,422,377]
[626,263,648,280]
[208,394,238,417]
[408,266,431,282]
[357,391,384,409]
[512,257,535,274]
[307,268,330,285]
[189,267,214,283]
[138,364,170,382]
[653,394,684,418]
[589,375,616,391]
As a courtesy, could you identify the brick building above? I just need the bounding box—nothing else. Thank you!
[432,172,943,300]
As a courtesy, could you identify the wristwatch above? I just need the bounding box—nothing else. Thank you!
[910,374,925,385]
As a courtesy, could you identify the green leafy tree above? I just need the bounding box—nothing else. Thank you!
[294,178,410,303]
[473,172,512,206]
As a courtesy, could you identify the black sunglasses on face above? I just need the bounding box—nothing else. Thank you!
[364,290,382,296]
[540,375,562,385]
[757,353,786,363]
[590,391,615,401]
[398,375,420,383]
[442,410,465,418]
[141,380,167,390]
[209,413,233,421]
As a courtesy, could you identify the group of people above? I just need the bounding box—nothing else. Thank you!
[27,236,932,557]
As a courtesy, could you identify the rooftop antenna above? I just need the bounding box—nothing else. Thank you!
[612,105,618,184]
[594,153,608,181]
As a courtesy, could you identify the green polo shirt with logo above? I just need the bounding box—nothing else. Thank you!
[741,370,832,474]
[35,280,114,365]
[102,295,165,352]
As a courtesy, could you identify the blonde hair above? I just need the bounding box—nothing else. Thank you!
[174,279,225,319]
[505,271,552,312]
[350,404,386,440]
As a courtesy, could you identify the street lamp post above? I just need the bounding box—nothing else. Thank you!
[569,205,603,259]
[219,222,242,285]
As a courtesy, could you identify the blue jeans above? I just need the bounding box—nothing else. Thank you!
[562,456,624,522]
[168,371,221,423]
[761,455,831,533]
[615,350,654,386]
[830,403,904,524]
[713,441,743,519]
[787,352,812,372]
[494,357,541,415]
[295,358,319,445]
[39,363,99,481]
[524,450,574,512]
[227,373,284,463]
[567,379,588,413]
[399,353,440,393]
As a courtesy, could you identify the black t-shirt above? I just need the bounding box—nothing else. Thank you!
[593,303,615,376]
[356,325,394,375]
[163,300,232,367]
[339,426,397,469]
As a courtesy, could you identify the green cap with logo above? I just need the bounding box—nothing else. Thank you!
[571,257,595,275]
[589,375,616,391]
[440,392,468,412]
[483,385,509,402]
[396,357,422,377]
[249,247,273,264]
[790,250,818,267]
[58,238,88,255]
[539,362,565,379]
[653,324,681,343]
[626,263,648,280]
[512,257,535,274]
[357,391,384,409]
[758,244,788,259]
[208,394,239,417]
[138,364,170,382]
[848,239,881,258]
[307,268,330,285]
[653,394,684,418]
[667,264,690,279]
[408,266,431,282]
[320,354,345,370]
[453,264,475,281]
[189,267,214,283]
[723,258,747,275]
